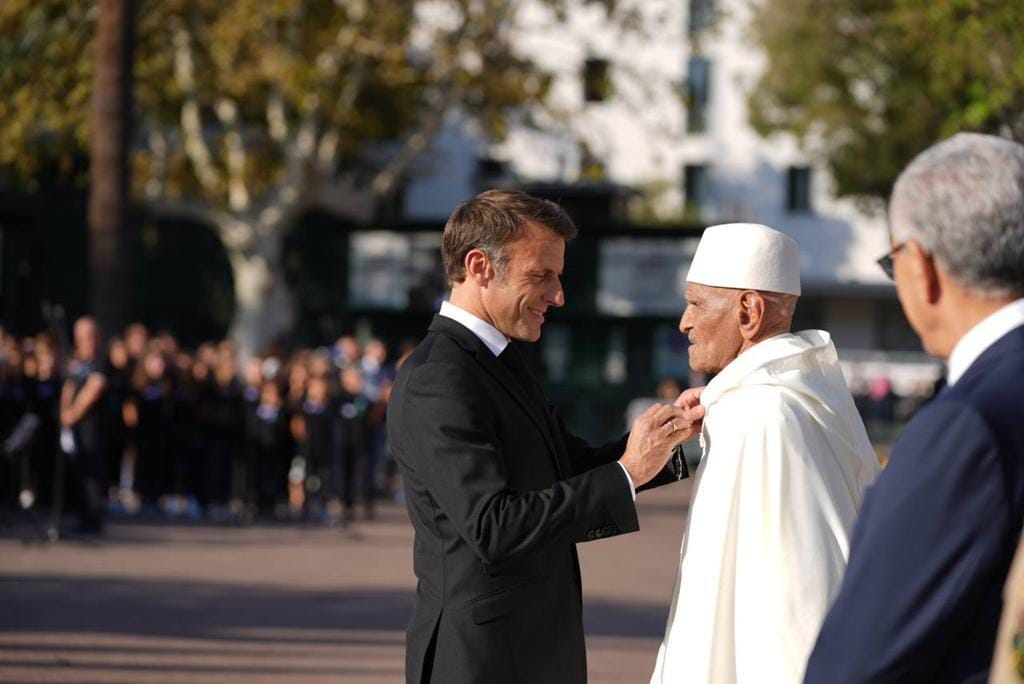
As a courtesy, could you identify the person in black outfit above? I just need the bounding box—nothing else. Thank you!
[236,357,264,518]
[103,338,131,504]
[24,340,61,509]
[299,374,333,521]
[252,379,292,517]
[388,191,696,683]
[129,346,173,511]
[0,351,26,514]
[60,317,108,534]
[168,354,210,518]
[368,377,397,501]
[206,351,243,519]
[334,366,371,521]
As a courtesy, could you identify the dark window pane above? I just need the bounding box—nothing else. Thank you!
[684,164,708,219]
[686,57,711,133]
[786,166,812,212]
[689,0,714,32]
[584,58,612,103]
[476,157,506,179]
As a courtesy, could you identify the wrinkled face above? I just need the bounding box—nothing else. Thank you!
[679,282,744,374]
[483,221,566,342]
[891,237,948,357]
[887,207,941,355]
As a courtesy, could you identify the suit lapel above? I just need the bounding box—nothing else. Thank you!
[428,316,567,479]
[508,346,574,478]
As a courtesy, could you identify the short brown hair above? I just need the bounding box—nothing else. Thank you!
[441,190,578,283]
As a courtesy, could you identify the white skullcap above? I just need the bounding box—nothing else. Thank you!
[685,223,801,295]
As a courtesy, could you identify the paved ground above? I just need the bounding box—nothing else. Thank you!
[0,481,692,683]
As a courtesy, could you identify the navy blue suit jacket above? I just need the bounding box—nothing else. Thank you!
[805,325,1024,684]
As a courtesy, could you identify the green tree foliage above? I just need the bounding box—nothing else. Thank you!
[0,0,557,354]
[748,0,1024,200]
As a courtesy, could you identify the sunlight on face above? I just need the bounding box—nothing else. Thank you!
[484,221,566,341]
[678,283,744,374]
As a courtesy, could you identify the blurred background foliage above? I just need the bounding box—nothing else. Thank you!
[748,0,1024,200]
[0,0,565,353]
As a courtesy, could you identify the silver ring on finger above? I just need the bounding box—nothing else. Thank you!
[669,419,679,433]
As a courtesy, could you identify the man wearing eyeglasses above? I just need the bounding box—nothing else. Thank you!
[804,133,1024,683]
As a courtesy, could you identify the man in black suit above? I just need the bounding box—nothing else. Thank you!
[804,133,1024,683]
[388,190,698,684]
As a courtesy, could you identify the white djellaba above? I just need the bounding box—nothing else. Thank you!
[650,224,880,684]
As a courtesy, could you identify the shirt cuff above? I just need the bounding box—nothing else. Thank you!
[617,462,637,501]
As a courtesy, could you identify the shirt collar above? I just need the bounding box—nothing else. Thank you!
[947,298,1024,386]
[439,300,510,357]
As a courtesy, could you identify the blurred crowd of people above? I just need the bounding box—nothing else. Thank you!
[0,317,412,534]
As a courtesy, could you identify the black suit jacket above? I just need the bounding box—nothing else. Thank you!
[805,324,1024,683]
[388,315,685,684]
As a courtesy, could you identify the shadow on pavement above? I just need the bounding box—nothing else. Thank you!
[1,573,670,640]
[585,597,669,639]
[0,575,413,639]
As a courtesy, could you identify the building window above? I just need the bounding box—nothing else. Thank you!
[686,57,711,133]
[786,166,812,212]
[476,157,506,179]
[684,164,709,219]
[583,58,612,103]
[688,0,714,33]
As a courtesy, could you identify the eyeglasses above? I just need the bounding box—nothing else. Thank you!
[876,242,906,280]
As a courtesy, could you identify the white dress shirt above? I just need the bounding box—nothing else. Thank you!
[947,298,1024,386]
[438,300,636,498]
[439,300,509,357]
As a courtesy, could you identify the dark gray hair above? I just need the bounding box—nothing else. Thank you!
[890,132,1024,298]
[441,190,577,283]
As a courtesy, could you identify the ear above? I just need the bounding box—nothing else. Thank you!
[906,241,941,304]
[464,248,495,285]
[737,290,766,340]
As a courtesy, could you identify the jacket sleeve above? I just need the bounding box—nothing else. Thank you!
[554,410,689,488]
[804,402,1014,683]
[392,360,639,567]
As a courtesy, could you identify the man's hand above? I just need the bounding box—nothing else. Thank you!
[619,403,692,488]
[674,386,706,436]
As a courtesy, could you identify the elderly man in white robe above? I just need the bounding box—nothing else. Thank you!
[650,223,880,684]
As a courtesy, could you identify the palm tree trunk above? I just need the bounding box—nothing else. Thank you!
[88,0,136,335]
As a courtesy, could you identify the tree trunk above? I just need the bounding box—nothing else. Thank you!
[88,0,136,336]
[225,231,295,361]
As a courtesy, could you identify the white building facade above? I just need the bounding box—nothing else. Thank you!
[402,0,941,397]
